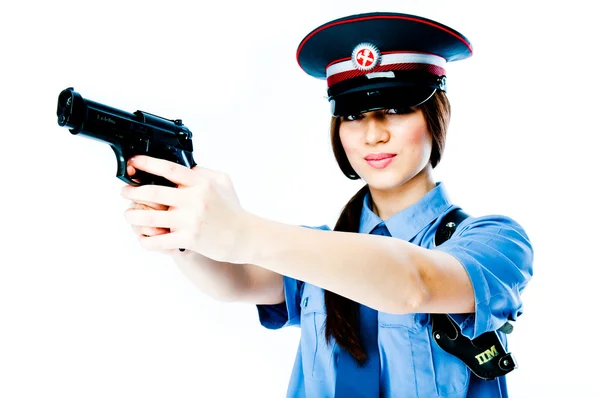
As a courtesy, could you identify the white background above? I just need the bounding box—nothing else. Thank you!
[1,0,597,397]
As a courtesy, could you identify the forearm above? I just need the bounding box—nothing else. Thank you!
[172,250,251,302]
[245,215,430,314]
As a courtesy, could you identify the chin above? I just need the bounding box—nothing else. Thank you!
[359,172,413,192]
[354,159,432,191]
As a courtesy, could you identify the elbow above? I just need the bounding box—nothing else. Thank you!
[383,270,431,314]
[211,290,243,303]
[402,281,430,314]
[199,287,244,303]
[377,245,432,314]
[382,289,429,315]
[407,280,431,313]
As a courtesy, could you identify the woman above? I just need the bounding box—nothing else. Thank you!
[121,12,534,398]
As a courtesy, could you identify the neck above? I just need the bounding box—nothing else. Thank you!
[369,165,436,220]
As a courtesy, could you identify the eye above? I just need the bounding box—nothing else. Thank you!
[386,108,413,115]
[342,114,363,121]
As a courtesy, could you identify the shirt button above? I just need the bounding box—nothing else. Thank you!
[302,297,309,307]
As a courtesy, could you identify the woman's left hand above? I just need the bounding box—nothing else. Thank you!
[121,155,254,264]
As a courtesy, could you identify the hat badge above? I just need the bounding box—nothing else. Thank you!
[351,42,381,71]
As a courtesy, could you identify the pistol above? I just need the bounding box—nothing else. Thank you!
[56,87,197,187]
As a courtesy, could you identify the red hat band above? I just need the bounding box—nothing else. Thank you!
[326,47,447,88]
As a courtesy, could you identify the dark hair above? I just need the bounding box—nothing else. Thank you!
[324,90,451,364]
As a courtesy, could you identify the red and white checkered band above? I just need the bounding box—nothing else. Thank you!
[326,52,447,87]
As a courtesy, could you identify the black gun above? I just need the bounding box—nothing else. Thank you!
[56,87,197,187]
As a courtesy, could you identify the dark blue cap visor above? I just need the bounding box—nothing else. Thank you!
[329,85,438,117]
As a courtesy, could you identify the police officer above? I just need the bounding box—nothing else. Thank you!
[122,11,534,398]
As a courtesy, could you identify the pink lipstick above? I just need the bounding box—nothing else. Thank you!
[364,153,396,169]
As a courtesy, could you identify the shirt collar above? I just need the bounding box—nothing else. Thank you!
[359,181,453,241]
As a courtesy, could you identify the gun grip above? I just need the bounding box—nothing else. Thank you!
[112,145,186,252]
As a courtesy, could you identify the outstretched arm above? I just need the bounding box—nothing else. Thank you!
[240,214,475,314]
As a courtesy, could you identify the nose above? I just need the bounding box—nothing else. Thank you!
[364,115,390,145]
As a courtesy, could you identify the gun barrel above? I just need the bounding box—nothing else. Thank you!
[57,88,131,143]
[56,87,193,149]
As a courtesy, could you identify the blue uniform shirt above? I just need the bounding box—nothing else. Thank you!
[256,182,534,397]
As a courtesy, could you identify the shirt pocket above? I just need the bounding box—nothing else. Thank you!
[378,312,470,397]
[299,285,332,382]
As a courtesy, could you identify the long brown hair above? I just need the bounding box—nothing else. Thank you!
[324,90,451,364]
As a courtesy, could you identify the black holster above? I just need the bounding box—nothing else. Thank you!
[432,208,518,380]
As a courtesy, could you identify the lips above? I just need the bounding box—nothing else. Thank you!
[364,153,396,161]
[364,153,397,169]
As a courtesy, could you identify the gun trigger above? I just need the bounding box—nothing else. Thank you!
[117,174,142,187]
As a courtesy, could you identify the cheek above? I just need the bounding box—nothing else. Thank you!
[339,131,359,158]
[400,125,432,154]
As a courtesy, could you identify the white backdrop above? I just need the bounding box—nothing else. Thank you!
[1,0,597,397]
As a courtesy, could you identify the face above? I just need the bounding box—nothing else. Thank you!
[339,108,432,191]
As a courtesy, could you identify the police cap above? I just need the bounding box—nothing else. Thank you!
[296,12,473,117]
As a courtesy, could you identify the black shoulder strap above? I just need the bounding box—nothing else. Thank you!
[431,207,517,380]
[435,208,470,247]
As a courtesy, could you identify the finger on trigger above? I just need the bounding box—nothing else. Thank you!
[129,156,197,187]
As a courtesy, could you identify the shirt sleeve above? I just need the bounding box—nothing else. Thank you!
[256,275,304,329]
[255,224,331,330]
[432,214,534,339]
